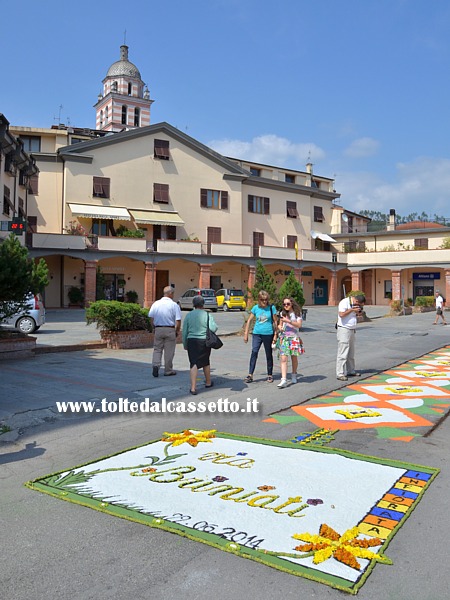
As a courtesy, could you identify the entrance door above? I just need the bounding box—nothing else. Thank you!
[103,274,125,301]
[210,275,221,291]
[155,270,169,300]
[314,279,328,305]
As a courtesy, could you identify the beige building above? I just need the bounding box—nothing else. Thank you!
[0,114,38,243]
[4,45,450,308]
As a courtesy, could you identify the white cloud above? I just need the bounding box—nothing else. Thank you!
[208,134,325,169]
[338,157,450,217]
[344,137,380,158]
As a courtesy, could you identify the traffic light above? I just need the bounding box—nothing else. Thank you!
[8,217,27,235]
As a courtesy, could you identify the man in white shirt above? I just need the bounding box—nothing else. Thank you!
[148,286,182,377]
[433,291,447,326]
[336,293,365,381]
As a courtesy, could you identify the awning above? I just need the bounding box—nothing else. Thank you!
[68,203,131,220]
[129,209,185,226]
[310,230,336,243]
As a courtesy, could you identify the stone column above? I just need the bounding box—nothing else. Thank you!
[328,270,338,306]
[391,270,401,301]
[445,270,450,304]
[84,260,98,307]
[351,271,362,292]
[198,264,212,289]
[144,261,156,308]
[247,265,256,303]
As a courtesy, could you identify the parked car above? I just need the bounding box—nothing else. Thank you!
[1,293,45,334]
[177,288,218,311]
[215,288,246,311]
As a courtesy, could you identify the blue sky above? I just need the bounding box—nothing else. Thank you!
[3,0,450,218]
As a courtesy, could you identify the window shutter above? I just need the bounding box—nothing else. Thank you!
[154,183,169,204]
[200,189,208,208]
[264,197,270,215]
[221,191,228,210]
[248,195,253,213]
[29,174,39,195]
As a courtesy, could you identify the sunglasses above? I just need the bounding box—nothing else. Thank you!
[283,302,291,306]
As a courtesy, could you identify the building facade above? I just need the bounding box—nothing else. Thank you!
[4,45,450,308]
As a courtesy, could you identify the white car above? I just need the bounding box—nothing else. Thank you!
[1,293,45,334]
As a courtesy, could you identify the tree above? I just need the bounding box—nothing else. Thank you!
[248,259,278,306]
[0,234,49,322]
[277,271,305,310]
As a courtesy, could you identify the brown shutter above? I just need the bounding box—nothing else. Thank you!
[287,235,297,249]
[264,197,270,215]
[29,174,39,195]
[102,178,110,199]
[221,191,228,210]
[248,195,253,213]
[200,189,208,208]
[154,183,169,203]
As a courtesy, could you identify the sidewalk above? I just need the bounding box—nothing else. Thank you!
[1,306,450,600]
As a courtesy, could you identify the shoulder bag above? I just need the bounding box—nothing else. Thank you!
[205,313,223,349]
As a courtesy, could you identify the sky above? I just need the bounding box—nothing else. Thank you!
[2,0,450,219]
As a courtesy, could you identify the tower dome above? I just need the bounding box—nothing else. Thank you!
[106,45,141,80]
[95,44,153,132]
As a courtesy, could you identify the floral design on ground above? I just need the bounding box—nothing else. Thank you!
[292,524,392,570]
[385,386,423,395]
[212,476,229,482]
[161,429,216,447]
[258,485,276,491]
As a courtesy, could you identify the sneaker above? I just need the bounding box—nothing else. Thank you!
[277,379,288,388]
[336,375,348,381]
[347,372,360,377]
[152,366,159,377]
[291,374,297,384]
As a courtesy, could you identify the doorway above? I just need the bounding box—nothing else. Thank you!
[156,270,169,300]
[313,279,328,305]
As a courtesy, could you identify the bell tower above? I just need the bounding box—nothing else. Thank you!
[94,45,153,132]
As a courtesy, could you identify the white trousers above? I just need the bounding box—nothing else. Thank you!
[336,326,356,376]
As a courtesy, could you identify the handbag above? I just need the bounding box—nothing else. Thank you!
[205,313,223,349]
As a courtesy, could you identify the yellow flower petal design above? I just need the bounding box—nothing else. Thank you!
[313,546,334,564]
[161,429,216,447]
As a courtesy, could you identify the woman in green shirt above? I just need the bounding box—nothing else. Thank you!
[182,294,218,395]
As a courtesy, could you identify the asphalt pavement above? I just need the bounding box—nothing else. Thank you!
[1,306,450,600]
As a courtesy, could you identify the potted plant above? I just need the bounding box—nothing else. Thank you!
[125,290,138,303]
[68,286,84,307]
[86,300,153,349]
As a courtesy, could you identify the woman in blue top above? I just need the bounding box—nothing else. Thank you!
[243,290,278,383]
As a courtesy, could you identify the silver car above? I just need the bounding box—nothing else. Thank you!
[177,288,218,311]
[1,293,45,334]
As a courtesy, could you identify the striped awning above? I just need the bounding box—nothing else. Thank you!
[68,203,131,220]
[129,210,185,226]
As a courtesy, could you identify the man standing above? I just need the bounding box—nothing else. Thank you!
[336,293,365,381]
[433,291,447,326]
[148,286,182,377]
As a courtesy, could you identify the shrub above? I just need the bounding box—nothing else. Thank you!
[414,296,435,307]
[86,300,152,332]
[390,300,402,311]
[116,225,145,238]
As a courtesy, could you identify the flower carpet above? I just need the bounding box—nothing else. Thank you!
[26,429,438,594]
[265,345,450,442]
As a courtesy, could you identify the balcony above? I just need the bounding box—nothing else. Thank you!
[96,236,147,252]
[301,249,348,263]
[347,248,450,267]
[210,242,252,257]
[32,233,88,250]
[259,246,296,261]
[156,239,202,254]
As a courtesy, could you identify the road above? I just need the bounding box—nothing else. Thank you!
[1,306,449,600]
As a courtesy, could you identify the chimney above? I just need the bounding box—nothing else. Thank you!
[387,208,396,231]
[306,162,313,174]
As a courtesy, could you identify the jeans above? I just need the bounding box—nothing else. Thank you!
[249,334,273,376]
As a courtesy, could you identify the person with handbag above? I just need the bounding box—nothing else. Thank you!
[276,297,303,388]
[243,290,278,383]
[182,294,218,395]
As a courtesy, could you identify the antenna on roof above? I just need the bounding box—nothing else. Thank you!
[123,29,127,45]
[53,104,64,124]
